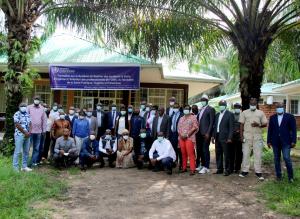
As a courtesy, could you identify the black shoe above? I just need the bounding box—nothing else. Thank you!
[276,177,283,182]
[109,164,115,168]
[239,172,248,178]
[214,170,224,174]
[152,168,160,172]
[80,166,86,171]
[224,171,230,176]
[289,178,294,183]
[255,173,265,181]
[234,170,240,174]
[166,169,173,175]
[189,171,196,176]
[99,163,105,168]
[180,169,187,173]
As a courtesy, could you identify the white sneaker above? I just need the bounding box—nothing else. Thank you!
[21,167,33,172]
[199,167,209,174]
[196,165,202,171]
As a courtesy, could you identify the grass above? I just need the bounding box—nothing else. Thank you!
[262,130,300,149]
[0,156,67,219]
[260,168,300,217]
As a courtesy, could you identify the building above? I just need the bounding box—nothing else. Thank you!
[0,34,223,129]
[207,82,300,128]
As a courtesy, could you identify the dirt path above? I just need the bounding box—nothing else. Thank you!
[41,160,295,219]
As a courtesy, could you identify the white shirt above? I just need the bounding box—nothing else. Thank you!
[157,116,163,133]
[99,138,117,154]
[97,111,102,127]
[49,110,59,121]
[277,114,284,126]
[149,139,176,161]
[46,117,53,132]
[168,107,174,117]
[217,110,226,133]
[118,116,126,135]
[140,110,146,117]
[69,115,74,121]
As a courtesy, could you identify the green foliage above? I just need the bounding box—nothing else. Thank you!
[260,168,300,217]
[0,138,15,156]
[0,157,67,219]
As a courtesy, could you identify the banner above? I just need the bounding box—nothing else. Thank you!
[49,64,140,90]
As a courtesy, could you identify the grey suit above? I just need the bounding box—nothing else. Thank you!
[196,105,215,168]
[87,116,98,135]
[213,110,234,172]
[151,114,170,139]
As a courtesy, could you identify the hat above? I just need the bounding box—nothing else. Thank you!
[219,100,227,105]
[234,103,242,108]
[201,94,209,100]
[90,130,96,135]
[122,129,129,135]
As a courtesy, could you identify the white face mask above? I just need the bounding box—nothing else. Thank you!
[59,115,65,120]
[250,105,257,111]
[86,112,92,117]
[20,106,27,113]
[53,106,58,111]
[97,106,102,111]
[79,116,85,120]
[111,107,117,111]
[34,99,40,105]
[75,113,79,117]
[121,111,126,116]
[145,107,150,112]
[123,135,129,140]
[151,110,156,115]
[140,105,145,110]
[90,135,96,141]
[157,136,164,142]
[69,110,75,115]
[183,109,190,115]
[234,109,241,114]
[169,101,175,106]
[105,135,112,140]
[201,101,207,107]
[58,109,64,113]
[140,133,147,138]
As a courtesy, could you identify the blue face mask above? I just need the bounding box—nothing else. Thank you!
[234,109,241,114]
[276,107,284,115]
[157,136,164,142]
[219,105,226,112]
[128,108,133,113]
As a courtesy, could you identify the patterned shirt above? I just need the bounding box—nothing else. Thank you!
[178,114,199,143]
[14,111,31,136]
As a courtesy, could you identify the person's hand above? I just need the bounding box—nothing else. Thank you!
[227,139,232,144]
[180,134,187,140]
[59,150,65,155]
[267,143,272,149]
[138,155,144,161]
[24,131,30,138]
[291,143,296,148]
[150,159,157,166]
[211,137,215,144]
[251,121,260,127]
[204,134,210,141]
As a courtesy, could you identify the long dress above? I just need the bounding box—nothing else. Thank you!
[116,137,135,168]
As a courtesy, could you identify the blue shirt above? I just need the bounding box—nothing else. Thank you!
[72,119,90,138]
[14,111,31,136]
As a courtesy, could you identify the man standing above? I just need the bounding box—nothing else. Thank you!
[130,108,146,148]
[239,98,268,180]
[151,107,170,139]
[149,132,176,175]
[196,94,215,174]
[65,106,77,134]
[53,129,78,169]
[86,108,98,134]
[94,103,106,140]
[12,103,32,172]
[107,103,119,135]
[127,105,134,121]
[99,129,117,168]
[139,100,147,117]
[49,102,59,120]
[169,103,183,169]
[267,102,297,183]
[230,103,243,173]
[212,100,234,176]
[27,96,47,167]
[166,97,176,117]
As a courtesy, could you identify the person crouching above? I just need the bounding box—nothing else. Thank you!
[99,129,117,168]
[79,131,99,171]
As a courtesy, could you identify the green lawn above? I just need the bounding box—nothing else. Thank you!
[262,131,300,149]
[0,157,67,219]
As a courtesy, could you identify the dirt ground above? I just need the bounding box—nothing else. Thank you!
[38,155,299,219]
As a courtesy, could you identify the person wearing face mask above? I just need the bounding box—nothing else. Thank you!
[72,111,90,164]
[53,128,78,169]
[267,102,297,183]
[139,100,147,117]
[211,100,234,176]
[169,103,183,170]
[79,131,100,171]
[57,104,64,113]
[149,132,176,175]
[146,105,158,136]
[196,94,215,175]
[130,108,146,150]
[94,103,107,140]
[178,105,199,175]
[239,98,268,180]
[116,129,134,168]
[40,104,52,163]
[107,103,119,136]
[115,106,129,138]
[86,108,98,135]
[127,105,134,121]
[151,107,170,140]
[12,103,32,172]
[99,129,117,168]
[65,106,78,134]
[230,103,243,174]
[134,129,153,169]
[49,102,59,120]
[166,97,176,117]
[27,96,47,167]
[191,105,199,115]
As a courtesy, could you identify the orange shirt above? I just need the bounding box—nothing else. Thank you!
[52,119,71,138]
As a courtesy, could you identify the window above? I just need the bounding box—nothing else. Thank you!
[291,100,299,115]
[0,83,6,112]
[34,84,52,106]
[61,91,68,111]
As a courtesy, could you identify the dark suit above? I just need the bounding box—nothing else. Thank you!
[115,115,129,137]
[213,110,234,172]
[107,111,120,135]
[196,105,215,168]
[65,115,78,137]
[169,112,183,167]
[230,113,243,172]
[267,113,297,180]
[151,114,170,139]
[93,110,107,140]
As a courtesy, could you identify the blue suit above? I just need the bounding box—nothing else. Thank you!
[267,113,297,180]
[79,138,100,168]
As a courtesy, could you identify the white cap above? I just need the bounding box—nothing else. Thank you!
[201,94,209,100]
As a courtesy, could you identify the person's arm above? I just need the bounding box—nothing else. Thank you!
[69,138,78,155]
[267,117,273,147]
[72,120,77,136]
[51,121,57,138]
[86,120,90,137]
[112,139,117,153]
[207,107,215,136]
[227,113,234,142]
[54,138,61,154]
[260,112,268,128]
[117,139,123,152]
[187,116,199,138]
[148,142,156,159]
[42,109,47,133]
[290,115,297,147]
[99,138,106,154]
[95,141,100,158]
[82,139,92,157]
[165,116,170,138]
[239,112,245,140]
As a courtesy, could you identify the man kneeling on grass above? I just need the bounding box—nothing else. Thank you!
[53,128,78,169]
[149,132,176,175]
[79,131,99,171]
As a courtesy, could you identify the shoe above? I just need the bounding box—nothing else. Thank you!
[214,170,224,174]
[239,172,248,178]
[180,169,187,173]
[152,168,160,172]
[276,177,283,182]
[289,178,294,184]
[196,165,202,171]
[21,167,33,172]
[166,169,173,175]
[99,163,105,168]
[256,173,264,181]
[199,167,209,174]
[234,170,240,174]
[190,171,196,176]
[31,163,38,167]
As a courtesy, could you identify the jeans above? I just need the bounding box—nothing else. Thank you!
[13,134,31,169]
[273,143,294,180]
[153,153,174,171]
[169,131,182,168]
[196,134,211,168]
[42,131,51,159]
[30,133,42,165]
[38,133,46,163]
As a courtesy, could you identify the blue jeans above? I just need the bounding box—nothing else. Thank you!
[30,133,42,165]
[38,133,46,163]
[153,153,174,170]
[273,144,293,180]
[13,134,31,169]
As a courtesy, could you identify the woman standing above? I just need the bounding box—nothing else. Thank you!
[116,129,134,168]
[178,105,199,175]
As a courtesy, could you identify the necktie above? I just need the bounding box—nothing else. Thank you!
[112,112,115,127]
[172,114,177,132]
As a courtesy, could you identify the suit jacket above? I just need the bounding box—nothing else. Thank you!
[115,115,130,134]
[107,111,120,130]
[65,115,78,130]
[169,112,183,133]
[213,110,234,142]
[197,105,215,136]
[267,113,297,147]
[93,110,107,128]
[151,114,170,139]
[87,116,98,134]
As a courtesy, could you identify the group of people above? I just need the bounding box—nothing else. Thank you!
[13,95,297,182]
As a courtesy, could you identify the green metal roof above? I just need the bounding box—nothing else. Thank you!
[0,34,152,65]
